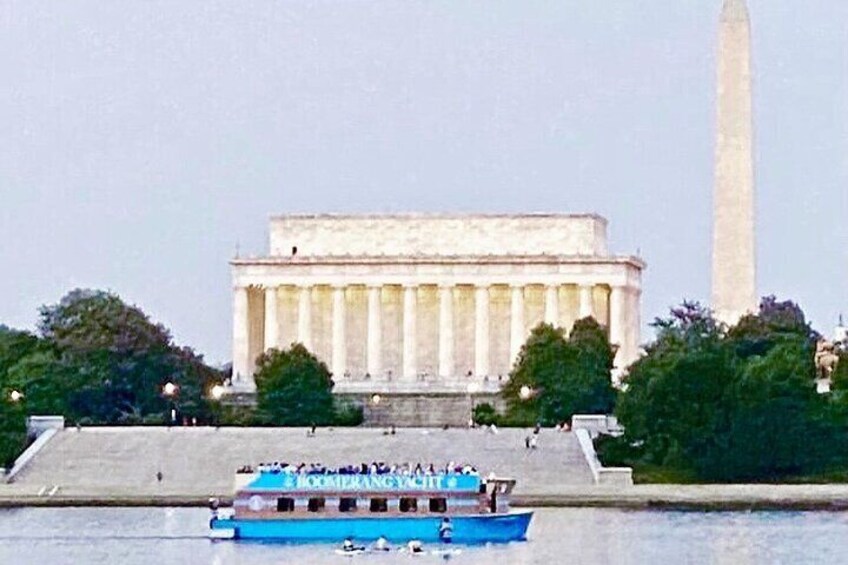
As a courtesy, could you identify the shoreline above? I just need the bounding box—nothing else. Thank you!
[4,486,848,511]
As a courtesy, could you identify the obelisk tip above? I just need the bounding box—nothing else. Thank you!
[721,0,749,23]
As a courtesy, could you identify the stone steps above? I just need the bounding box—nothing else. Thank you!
[12,427,593,496]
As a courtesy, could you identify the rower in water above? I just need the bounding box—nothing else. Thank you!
[438,517,454,544]
[407,540,424,554]
[373,535,391,552]
[341,538,365,553]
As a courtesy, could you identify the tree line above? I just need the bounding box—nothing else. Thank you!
[3,287,845,483]
[599,298,848,482]
[0,289,364,466]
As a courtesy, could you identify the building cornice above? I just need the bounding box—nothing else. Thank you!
[231,254,645,270]
[269,212,608,225]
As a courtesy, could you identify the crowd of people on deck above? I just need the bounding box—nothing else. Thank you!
[237,461,480,476]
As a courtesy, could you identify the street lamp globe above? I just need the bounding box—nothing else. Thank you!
[9,390,23,402]
[519,385,533,400]
[210,384,225,401]
[371,394,382,406]
[163,382,178,397]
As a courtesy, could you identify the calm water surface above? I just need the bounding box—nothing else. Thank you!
[0,507,846,565]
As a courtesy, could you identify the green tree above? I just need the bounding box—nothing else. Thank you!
[0,395,26,469]
[0,327,43,467]
[502,320,616,426]
[728,296,816,359]
[0,326,42,385]
[254,344,336,426]
[713,339,839,481]
[833,351,848,391]
[6,350,74,416]
[616,302,731,467]
[567,317,617,414]
[611,299,847,482]
[24,289,221,424]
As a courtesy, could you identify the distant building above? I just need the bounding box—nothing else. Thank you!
[229,214,644,394]
[836,315,847,348]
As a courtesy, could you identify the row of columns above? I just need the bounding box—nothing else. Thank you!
[233,282,636,386]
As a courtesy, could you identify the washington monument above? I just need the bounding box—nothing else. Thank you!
[712,0,757,325]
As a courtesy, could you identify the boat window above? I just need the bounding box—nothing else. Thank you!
[399,497,418,513]
[339,498,358,512]
[429,498,447,513]
[276,497,295,512]
[369,498,388,513]
[307,498,325,512]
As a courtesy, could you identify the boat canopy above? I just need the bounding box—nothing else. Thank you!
[243,472,482,494]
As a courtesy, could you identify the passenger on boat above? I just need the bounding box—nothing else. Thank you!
[243,460,480,477]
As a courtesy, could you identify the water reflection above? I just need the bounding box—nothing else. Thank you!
[0,507,846,565]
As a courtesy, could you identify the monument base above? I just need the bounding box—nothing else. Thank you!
[340,391,505,428]
[221,381,506,427]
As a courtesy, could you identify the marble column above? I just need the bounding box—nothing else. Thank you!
[474,285,490,377]
[544,284,559,326]
[626,286,642,369]
[263,286,278,351]
[402,285,418,379]
[232,286,251,387]
[367,285,382,377]
[331,285,346,378]
[609,285,628,370]
[297,285,312,350]
[509,285,525,364]
[438,285,455,378]
[579,284,595,320]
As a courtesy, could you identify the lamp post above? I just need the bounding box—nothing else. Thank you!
[518,385,540,426]
[209,384,225,427]
[370,394,382,427]
[9,390,23,403]
[162,382,179,426]
[466,382,480,427]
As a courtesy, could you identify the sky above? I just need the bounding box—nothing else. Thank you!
[1,1,846,365]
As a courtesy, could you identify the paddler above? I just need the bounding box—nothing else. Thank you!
[342,538,361,553]
[374,535,391,551]
[438,517,454,543]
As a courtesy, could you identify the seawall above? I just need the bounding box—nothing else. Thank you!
[4,485,848,511]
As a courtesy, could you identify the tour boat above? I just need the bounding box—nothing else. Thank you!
[209,468,533,543]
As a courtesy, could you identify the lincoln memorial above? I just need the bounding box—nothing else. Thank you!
[230,214,643,396]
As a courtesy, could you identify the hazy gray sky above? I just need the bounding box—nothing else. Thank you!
[1,1,846,364]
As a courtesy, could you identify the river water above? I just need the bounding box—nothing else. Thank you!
[0,507,846,565]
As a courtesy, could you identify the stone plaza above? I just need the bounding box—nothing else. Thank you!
[9,427,592,498]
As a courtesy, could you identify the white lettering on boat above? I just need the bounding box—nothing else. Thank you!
[295,474,447,491]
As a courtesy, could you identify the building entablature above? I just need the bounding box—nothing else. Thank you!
[231,258,643,291]
[231,254,644,268]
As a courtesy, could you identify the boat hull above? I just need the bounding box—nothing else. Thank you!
[210,511,532,543]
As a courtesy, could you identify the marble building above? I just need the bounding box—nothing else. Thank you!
[229,214,644,394]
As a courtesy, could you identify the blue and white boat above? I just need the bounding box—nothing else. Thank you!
[210,467,532,543]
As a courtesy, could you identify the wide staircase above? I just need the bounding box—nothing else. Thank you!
[10,426,593,497]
